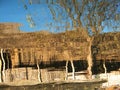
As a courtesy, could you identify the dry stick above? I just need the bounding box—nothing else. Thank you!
[70,60,75,80]
[1,49,5,82]
[65,60,68,80]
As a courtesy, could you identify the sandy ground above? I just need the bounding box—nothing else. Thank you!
[0,79,120,90]
[101,85,120,90]
[0,79,107,86]
[0,80,40,86]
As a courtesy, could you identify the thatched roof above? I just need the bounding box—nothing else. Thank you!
[93,32,120,61]
[1,28,120,62]
[0,29,89,61]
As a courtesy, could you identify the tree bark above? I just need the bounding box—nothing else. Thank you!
[87,37,93,80]
[65,60,68,80]
[70,60,75,80]
[1,49,5,82]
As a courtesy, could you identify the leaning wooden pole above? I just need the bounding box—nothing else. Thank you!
[1,49,5,82]
[37,60,42,82]
[103,60,107,74]
[0,59,2,82]
[70,60,75,80]
[65,60,68,80]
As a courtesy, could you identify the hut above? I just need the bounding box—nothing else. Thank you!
[0,27,90,82]
[0,23,120,82]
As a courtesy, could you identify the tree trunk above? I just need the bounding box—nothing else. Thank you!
[1,49,5,82]
[65,60,68,80]
[70,60,75,80]
[87,37,93,80]
[37,61,42,82]
[103,60,107,74]
[0,59,2,82]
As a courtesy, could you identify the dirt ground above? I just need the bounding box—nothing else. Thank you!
[101,85,120,90]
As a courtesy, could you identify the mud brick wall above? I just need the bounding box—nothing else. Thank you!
[4,68,34,82]
[4,67,65,83]
[41,70,65,82]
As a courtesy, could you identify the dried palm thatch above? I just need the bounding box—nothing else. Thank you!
[93,32,120,61]
[0,28,89,63]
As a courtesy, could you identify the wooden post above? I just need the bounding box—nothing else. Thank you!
[103,60,107,74]
[0,59,2,82]
[70,60,75,80]
[37,60,42,82]
[1,49,5,82]
[65,60,68,80]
